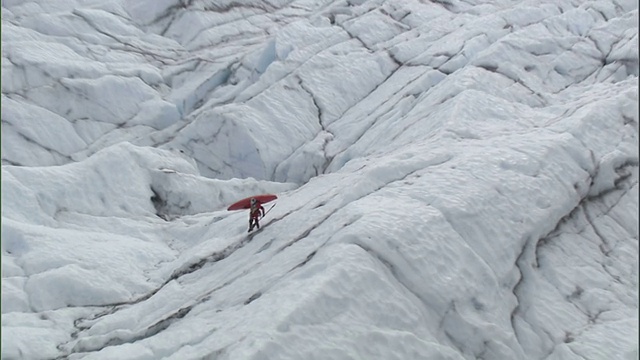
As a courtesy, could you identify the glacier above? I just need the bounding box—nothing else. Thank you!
[1,0,638,359]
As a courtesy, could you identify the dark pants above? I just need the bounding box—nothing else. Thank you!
[249,217,260,230]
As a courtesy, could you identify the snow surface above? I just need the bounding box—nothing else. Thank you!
[2,0,638,359]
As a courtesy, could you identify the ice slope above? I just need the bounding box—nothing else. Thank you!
[1,0,638,359]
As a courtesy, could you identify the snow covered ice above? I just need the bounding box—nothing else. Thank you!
[1,0,638,359]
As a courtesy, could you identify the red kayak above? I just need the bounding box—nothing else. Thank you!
[227,194,278,211]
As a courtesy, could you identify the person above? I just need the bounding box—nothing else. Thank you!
[248,198,265,232]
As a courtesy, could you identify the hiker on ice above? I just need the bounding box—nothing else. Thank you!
[249,198,265,232]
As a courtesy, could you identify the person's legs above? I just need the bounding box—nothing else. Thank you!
[249,216,261,232]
